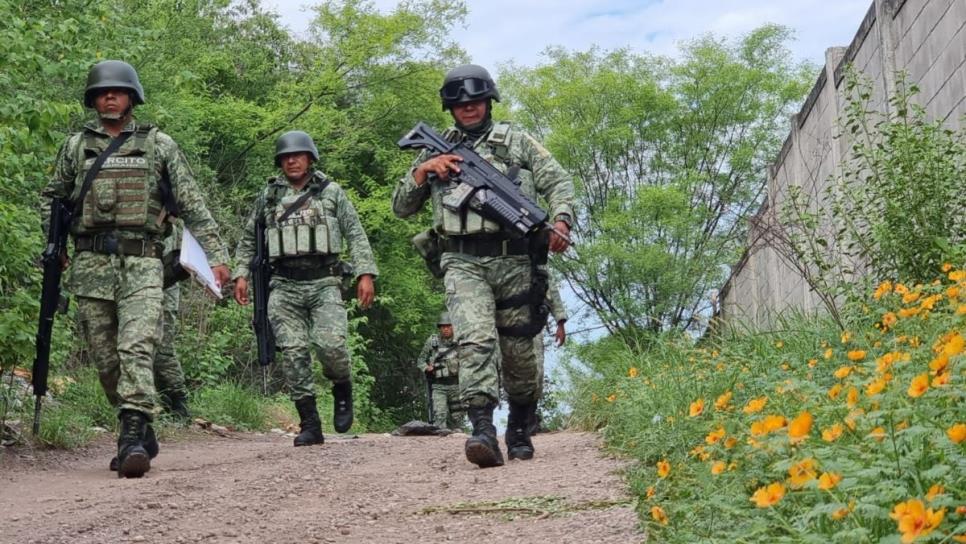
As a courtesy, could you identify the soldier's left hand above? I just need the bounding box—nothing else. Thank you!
[549,221,571,253]
[212,265,231,290]
[357,274,375,309]
[555,321,567,347]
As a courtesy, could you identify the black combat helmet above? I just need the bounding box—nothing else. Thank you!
[437,311,452,326]
[439,64,500,110]
[84,60,145,108]
[274,131,319,166]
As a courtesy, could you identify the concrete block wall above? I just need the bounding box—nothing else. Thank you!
[718,0,965,328]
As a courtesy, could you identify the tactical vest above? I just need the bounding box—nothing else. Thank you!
[436,122,533,236]
[263,174,342,261]
[72,125,165,236]
[430,335,460,378]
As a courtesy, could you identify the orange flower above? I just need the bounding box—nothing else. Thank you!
[689,398,705,417]
[645,486,655,498]
[944,333,964,357]
[834,365,854,379]
[890,499,945,544]
[817,472,842,490]
[874,280,893,299]
[656,460,670,478]
[882,312,898,328]
[947,286,960,299]
[942,262,953,272]
[627,367,639,378]
[930,353,950,375]
[714,391,732,410]
[824,348,834,360]
[606,393,617,402]
[750,482,785,508]
[907,373,929,398]
[846,386,859,408]
[847,350,866,362]
[723,437,738,449]
[899,307,920,318]
[865,378,887,396]
[902,291,921,304]
[788,411,813,444]
[932,372,951,387]
[822,424,844,442]
[705,427,726,445]
[807,358,818,368]
[948,423,966,444]
[742,397,768,414]
[710,461,726,475]
[831,503,852,520]
[926,484,945,502]
[788,458,818,488]
[868,427,887,442]
[650,505,668,525]
[827,383,843,400]
[950,270,966,282]
[841,331,851,344]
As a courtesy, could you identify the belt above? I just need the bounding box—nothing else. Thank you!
[274,264,339,281]
[440,235,529,257]
[75,234,163,258]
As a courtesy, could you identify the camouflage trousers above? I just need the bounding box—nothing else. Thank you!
[153,283,187,397]
[268,277,350,401]
[430,379,465,430]
[74,256,164,418]
[440,252,541,407]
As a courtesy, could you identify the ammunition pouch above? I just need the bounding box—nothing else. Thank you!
[162,249,190,288]
[411,229,443,278]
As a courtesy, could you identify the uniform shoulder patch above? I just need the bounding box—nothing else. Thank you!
[487,122,512,146]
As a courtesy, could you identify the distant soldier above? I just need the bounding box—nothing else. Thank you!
[233,131,377,446]
[43,60,230,477]
[392,64,575,467]
[417,312,465,430]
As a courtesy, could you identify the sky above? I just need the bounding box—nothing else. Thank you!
[262,0,874,69]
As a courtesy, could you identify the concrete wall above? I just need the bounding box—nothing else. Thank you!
[718,0,965,328]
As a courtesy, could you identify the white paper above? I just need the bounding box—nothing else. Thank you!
[179,229,223,299]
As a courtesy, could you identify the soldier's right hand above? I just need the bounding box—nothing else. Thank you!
[425,364,435,373]
[234,277,250,305]
[413,154,463,186]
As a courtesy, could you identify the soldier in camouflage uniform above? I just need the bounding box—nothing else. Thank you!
[417,311,465,430]
[392,65,575,468]
[43,60,229,478]
[153,228,190,420]
[233,131,377,446]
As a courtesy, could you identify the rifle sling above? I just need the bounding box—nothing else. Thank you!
[72,131,134,217]
[277,179,330,224]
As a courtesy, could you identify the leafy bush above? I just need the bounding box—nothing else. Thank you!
[567,264,965,543]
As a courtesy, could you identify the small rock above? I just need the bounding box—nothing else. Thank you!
[340,529,351,536]
[131,536,146,543]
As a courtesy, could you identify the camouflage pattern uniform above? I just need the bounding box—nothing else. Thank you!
[417,333,464,429]
[44,119,228,418]
[234,172,377,402]
[392,124,575,409]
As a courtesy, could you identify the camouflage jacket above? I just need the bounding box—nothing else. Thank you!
[547,276,568,323]
[417,333,459,376]
[233,171,378,281]
[43,119,228,300]
[391,122,575,235]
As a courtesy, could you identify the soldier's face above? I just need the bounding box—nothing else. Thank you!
[450,99,487,128]
[439,324,453,338]
[94,88,132,120]
[280,152,312,182]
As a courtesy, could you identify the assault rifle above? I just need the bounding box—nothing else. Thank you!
[32,198,72,434]
[397,122,552,237]
[425,366,436,425]
[251,216,275,392]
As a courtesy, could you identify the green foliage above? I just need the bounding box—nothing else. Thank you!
[55,367,116,430]
[192,382,286,431]
[500,25,815,334]
[36,406,97,449]
[566,269,966,543]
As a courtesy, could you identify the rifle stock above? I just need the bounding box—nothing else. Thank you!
[251,217,275,370]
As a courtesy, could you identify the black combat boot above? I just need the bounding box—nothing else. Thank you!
[116,410,151,478]
[161,390,191,420]
[332,381,353,433]
[505,401,535,460]
[110,423,158,472]
[464,403,504,468]
[294,396,324,446]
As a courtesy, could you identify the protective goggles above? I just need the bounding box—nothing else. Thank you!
[439,78,493,101]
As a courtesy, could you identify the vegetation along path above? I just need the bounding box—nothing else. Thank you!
[0,431,640,544]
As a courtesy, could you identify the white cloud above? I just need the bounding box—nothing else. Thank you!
[263,0,873,69]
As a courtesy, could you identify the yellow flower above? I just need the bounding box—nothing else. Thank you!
[750,482,785,508]
[846,386,859,408]
[932,371,951,387]
[788,458,818,488]
[899,307,921,318]
[954,536,966,544]
[847,350,866,362]
[868,426,887,442]
[650,505,668,525]
[958,304,966,316]
[742,397,768,414]
[947,286,960,299]
[950,270,966,282]
[822,424,844,442]
[689,398,705,417]
[841,331,851,344]
[710,460,726,475]
[627,367,639,378]
[723,437,738,449]
[942,262,953,272]
[907,373,929,398]
[882,312,898,328]
[788,411,813,444]
[645,486,655,498]
[824,348,834,360]
[807,358,818,368]
[944,333,964,357]
[834,365,854,379]
[705,427,726,445]
[606,393,617,403]
[895,283,909,295]
[817,472,842,490]
[890,499,945,544]
[656,460,670,478]
[831,504,852,520]
[948,423,966,444]
[926,484,944,502]
[775,340,784,349]
[902,291,921,304]
[827,383,843,400]
[714,390,732,410]
[865,378,887,396]
[874,280,893,299]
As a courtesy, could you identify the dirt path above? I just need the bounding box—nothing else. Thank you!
[0,430,642,544]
